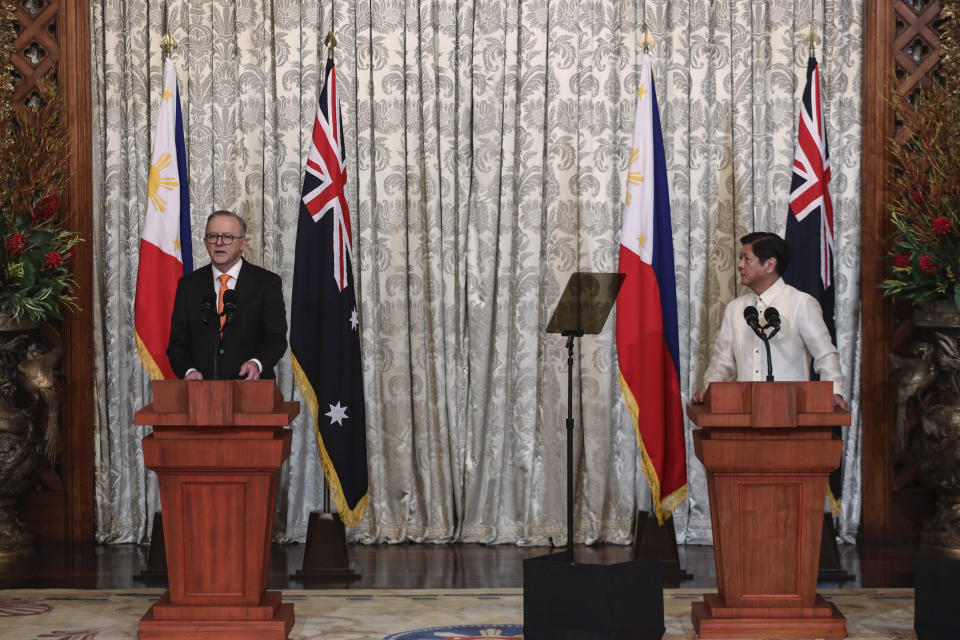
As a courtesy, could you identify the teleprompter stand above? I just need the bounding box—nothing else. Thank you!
[523,272,665,640]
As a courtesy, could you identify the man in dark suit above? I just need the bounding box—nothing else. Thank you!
[167,210,287,380]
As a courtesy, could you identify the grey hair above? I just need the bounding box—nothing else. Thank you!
[205,210,247,236]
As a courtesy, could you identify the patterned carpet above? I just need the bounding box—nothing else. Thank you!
[0,588,916,639]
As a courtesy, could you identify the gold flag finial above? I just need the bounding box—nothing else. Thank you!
[160,31,178,58]
[804,25,821,58]
[324,28,337,60]
[639,23,654,53]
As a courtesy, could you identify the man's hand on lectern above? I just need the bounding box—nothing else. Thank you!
[833,394,848,411]
[185,370,203,381]
[692,388,707,404]
[239,360,261,380]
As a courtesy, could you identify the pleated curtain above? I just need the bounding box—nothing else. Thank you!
[91,0,863,545]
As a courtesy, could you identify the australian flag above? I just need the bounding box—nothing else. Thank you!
[290,56,368,527]
[782,56,841,516]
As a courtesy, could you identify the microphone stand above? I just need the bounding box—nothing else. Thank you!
[212,323,222,380]
[562,329,583,564]
[200,302,220,380]
[747,316,780,382]
[762,320,780,382]
[213,306,237,380]
[762,335,773,382]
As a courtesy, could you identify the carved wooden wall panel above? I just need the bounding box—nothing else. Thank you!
[6,0,94,545]
[894,0,941,109]
[9,0,59,110]
[862,0,944,547]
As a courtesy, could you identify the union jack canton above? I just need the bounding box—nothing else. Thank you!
[302,59,353,292]
[787,56,834,290]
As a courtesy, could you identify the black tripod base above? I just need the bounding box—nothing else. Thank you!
[523,552,665,640]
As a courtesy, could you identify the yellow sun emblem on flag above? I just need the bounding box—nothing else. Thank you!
[625,148,645,206]
[148,153,179,213]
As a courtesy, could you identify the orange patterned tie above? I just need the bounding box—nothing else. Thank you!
[217,274,230,334]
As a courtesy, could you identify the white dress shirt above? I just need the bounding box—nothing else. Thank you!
[702,277,844,395]
[212,260,243,297]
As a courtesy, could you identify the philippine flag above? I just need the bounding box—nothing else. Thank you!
[615,53,687,525]
[134,57,192,380]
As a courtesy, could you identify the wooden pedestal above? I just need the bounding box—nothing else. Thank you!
[135,380,299,640]
[688,382,850,639]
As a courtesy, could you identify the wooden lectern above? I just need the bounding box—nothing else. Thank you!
[687,381,850,639]
[134,380,299,640]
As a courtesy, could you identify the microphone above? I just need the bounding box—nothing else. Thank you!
[743,305,767,341]
[763,306,781,340]
[200,294,216,325]
[763,306,780,328]
[221,290,238,327]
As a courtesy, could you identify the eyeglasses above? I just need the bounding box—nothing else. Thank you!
[204,233,245,245]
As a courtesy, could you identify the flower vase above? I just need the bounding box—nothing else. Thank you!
[912,300,960,556]
[0,311,40,563]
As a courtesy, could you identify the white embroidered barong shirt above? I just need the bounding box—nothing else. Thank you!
[702,278,844,395]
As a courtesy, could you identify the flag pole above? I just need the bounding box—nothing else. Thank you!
[291,10,366,578]
[319,20,337,516]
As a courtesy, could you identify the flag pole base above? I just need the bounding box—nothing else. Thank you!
[632,510,692,586]
[135,511,169,581]
[817,513,855,583]
[291,511,360,582]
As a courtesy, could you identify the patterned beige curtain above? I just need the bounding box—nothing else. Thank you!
[91,0,863,545]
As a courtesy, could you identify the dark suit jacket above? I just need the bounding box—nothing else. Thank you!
[167,260,288,379]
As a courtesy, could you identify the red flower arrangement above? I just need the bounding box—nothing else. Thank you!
[919,255,938,275]
[894,253,912,269]
[0,17,81,323]
[5,233,24,257]
[933,216,953,236]
[33,195,58,222]
[880,75,960,308]
[42,251,62,270]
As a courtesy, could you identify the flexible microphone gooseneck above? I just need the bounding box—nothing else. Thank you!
[199,293,219,379]
[200,294,216,325]
[214,290,240,379]
[744,305,779,382]
[221,289,238,328]
[743,305,763,337]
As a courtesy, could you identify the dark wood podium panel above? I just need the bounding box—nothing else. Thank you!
[135,380,299,640]
[688,382,849,639]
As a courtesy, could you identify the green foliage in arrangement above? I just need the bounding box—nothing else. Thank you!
[879,79,960,310]
[0,6,81,322]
